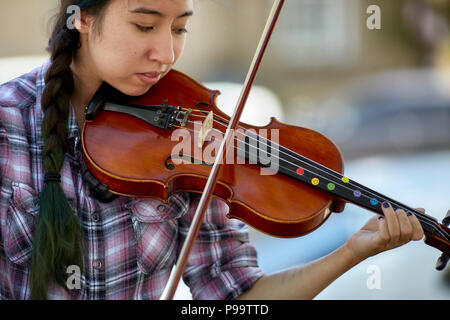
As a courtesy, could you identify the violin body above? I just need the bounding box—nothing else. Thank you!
[82,70,346,237]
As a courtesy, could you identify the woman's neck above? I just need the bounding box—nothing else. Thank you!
[70,51,103,129]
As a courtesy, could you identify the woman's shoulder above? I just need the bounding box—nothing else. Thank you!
[0,68,39,110]
[0,58,50,128]
[0,57,50,108]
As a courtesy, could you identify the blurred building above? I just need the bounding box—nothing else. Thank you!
[1,0,448,119]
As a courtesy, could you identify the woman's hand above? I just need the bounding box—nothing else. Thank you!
[239,202,427,300]
[344,202,425,264]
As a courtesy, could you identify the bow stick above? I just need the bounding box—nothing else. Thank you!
[160,0,286,300]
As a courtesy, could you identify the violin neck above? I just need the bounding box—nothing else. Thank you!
[279,151,441,234]
[240,134,440,236]
[281,159,438,232]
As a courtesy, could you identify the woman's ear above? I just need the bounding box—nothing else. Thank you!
[73,10,94,35]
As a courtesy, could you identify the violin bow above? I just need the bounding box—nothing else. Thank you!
[160,0,286,300]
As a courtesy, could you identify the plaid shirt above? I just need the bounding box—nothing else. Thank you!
[0,58,264,300]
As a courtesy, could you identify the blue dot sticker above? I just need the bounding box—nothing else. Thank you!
[370,198,378,206]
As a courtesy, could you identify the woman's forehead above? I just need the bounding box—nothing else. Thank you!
[126,0,194,12]
[102,0,194,21]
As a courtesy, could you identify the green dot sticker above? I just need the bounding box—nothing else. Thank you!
[327,183,335,190]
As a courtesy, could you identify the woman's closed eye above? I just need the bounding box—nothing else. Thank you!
[135,24,154,32]
[135,24,188,35]
[174,27,188,35]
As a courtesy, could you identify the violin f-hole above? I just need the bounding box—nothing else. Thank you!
[165,155,214,170]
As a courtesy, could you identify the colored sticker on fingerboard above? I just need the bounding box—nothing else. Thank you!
[353,190,361,197]
[296,168,305,175]
[342,177,349,183]
[370,198,378,206]
[311,178,319,186]
[327,183,335,190]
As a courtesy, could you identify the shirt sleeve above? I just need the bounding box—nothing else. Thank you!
[179,193,265,300]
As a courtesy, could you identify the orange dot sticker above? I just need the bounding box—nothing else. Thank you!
[342,177,349,183]
[311,178,319,186]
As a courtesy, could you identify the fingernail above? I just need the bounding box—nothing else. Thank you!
[378,216,384,220]
[382,201,390,208]
[406,211,412,216]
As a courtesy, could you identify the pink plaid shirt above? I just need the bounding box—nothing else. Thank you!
[0,59,264,300]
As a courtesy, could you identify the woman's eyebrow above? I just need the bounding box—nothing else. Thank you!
[129,7,194,18]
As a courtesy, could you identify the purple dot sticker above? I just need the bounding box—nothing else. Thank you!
[353,190,361,198]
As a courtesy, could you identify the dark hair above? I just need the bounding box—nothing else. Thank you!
[31,0,111,300]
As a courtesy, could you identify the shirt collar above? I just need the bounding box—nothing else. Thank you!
[68,100,80,140]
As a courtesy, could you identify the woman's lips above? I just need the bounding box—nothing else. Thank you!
[137,72,161,85]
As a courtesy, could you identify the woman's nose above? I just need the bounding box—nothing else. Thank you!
[149,29,175,66]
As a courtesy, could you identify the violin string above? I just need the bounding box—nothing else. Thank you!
[171,111,448,241]
[187,112,442,218]
[181,123,447,239]
[184,113,419,210]
[186,112,441,222]
[180,116,447,239]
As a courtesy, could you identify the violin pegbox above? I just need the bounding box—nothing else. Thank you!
[436,210,450,270]
[442,210,450,227]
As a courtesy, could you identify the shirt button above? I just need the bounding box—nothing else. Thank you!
[93,259,102,270]
[91,211,100,222]
[157,204,167,213]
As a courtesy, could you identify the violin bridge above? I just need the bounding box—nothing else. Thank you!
[198,111,213,148]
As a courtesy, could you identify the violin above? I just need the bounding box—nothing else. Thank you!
[81,67,450,259]
[80,0,449,299]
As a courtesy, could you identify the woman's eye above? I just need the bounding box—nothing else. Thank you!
[174,28,188,35]
[135,24,154,32]
[134,24,187,34]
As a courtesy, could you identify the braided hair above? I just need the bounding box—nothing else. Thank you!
[31,0,111,300]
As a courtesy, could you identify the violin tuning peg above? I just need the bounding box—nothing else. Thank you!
[436,251,449,271]
[442,210,450,227]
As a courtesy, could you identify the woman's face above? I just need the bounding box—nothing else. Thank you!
[79,0,194,96]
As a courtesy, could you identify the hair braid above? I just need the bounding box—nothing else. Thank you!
[31,0,111,300]
[30,14,83,300]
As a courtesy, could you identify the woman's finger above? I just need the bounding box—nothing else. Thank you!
[382,201,401,243]
[376,215,390,249]
[409,209,425,241]
[396,208,413,243]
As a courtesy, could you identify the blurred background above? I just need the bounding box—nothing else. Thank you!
[1,0,449,299]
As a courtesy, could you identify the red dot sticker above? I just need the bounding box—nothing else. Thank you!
[296,168,305,175]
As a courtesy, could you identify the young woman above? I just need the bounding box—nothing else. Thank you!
[0,0,424,300]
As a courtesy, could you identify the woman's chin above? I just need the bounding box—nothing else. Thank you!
[115,82,153,97]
